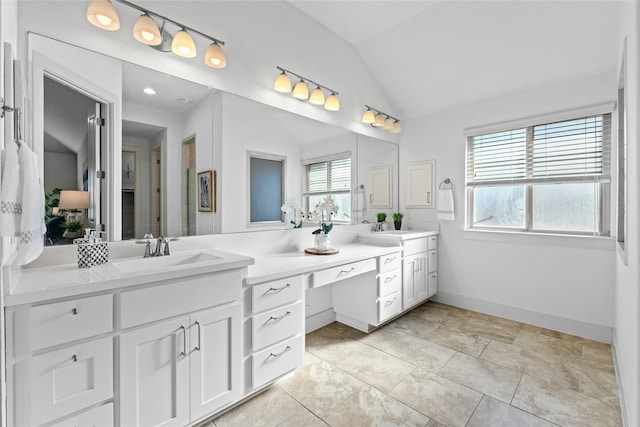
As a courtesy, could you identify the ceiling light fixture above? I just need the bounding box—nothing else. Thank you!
[143,87,156,95]
[86,0,227,67]
[274,66,340,111]
[363,105,401,133]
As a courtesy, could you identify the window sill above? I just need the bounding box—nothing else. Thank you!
[463,228,616,250]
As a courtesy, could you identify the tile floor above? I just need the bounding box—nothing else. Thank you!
[211,301,623,427]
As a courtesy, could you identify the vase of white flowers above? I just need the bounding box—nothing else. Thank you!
[309,196,339,251]
[280,203,304,228]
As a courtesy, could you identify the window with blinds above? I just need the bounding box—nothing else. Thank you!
[466,113,611,235]
[303,156,351,222]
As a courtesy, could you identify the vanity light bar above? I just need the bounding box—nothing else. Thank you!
[362,105,401,133]
[274,66,340,111]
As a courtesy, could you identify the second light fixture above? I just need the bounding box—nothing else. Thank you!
[274,66,339,111]
[362,105,401,134]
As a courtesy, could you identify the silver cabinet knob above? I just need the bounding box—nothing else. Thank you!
[71,308,79,315]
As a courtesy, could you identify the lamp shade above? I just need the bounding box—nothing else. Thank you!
[172,29,196,58]
[384,117,394,130]
[204,42,227,68]
[362,109,375,124]
[292,80,309,100]
[324,93,340,111]
[87,0,120,31]
[133,13,161,45]
[309,87,325,105]
[372,113,385,127]
[59,191,90,209]
[392,121,402,134]
[274,72,292,92]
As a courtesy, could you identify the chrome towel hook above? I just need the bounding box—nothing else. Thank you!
[439,178,452,189]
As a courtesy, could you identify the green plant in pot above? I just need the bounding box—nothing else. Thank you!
[63,220,83,238]
[392,212,404,230]
[376,212,387,222]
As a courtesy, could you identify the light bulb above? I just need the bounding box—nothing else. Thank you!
[274,71,292,92]
[293,80,309,100]
[324,93,340,111]
[133,13,161,45]
[309,87,325,105]
[87,0,120,31]
[362,109,375,124]
[204,42,227,68]
[171,29,196,58]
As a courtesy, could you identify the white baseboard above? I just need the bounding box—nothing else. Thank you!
[305,309,336,333]
[432,291,613,343]
[612,332,629,427]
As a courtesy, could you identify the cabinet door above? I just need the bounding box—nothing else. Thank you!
[414,253,428,302]
[190,304,241,421]
[369,165,392,208]
[120,316,190,427]
[405,160,435,208]
[402,253,428,310]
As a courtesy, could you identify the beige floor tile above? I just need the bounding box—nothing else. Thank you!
[466,395,558,427]
[413,304,471,328]
[581,340,615,372]
[439,352,522,403]
[423,301,471,316]
[388,311,441,339]
[480,340,557,376]
[356,325,407,351]
[213,387,323,427]
[459,315,521,343]
[322,384,431,427]
[385,334,456,372]
[520,323,587,344]
[512,374,616,427]
[547,358,619,404]
[513,329,582,361]
[390,368,482,427]
[426,325,491,357]
[305,327,365,364]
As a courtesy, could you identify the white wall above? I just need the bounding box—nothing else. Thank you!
[400,71,617,343]
[43,151,76,193]
[614,2,640,426]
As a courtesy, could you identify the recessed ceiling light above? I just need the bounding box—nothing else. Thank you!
[143,87,156,95]
[177,97,193,104]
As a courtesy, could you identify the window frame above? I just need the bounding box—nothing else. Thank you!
[465,105,613,237]
[302,152,352,224]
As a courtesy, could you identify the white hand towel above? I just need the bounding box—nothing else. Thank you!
[437,188,454,221]
[17,143,45,265]
[0,142,21,236]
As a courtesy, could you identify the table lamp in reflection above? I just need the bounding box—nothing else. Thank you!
[58,190,90,227]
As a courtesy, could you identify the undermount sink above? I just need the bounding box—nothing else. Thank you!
[112,251,222,273]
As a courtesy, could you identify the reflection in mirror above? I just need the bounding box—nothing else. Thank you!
[248,152,285,225]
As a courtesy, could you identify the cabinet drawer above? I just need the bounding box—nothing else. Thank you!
[252,301,304,351]
[252,335,304,389]
[120,271,241,329]
[428,272,438,297]
[311,258,376,288]
[378,270,401,297]
[428,250,437,273]
[428,235,438,250]
[28,336,113,426]
[49,403,113,427]
[403,238,428,256]
[252,275,303,314]
[377,252,401,274]
[377,291,402,323]
[30,294,113,351]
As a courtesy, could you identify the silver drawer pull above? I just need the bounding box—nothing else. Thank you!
[195,321,202,351]
[384,257,396,263]
[179,325,187,357]
[267,311,292,323]
[72,354,79,362]
[268,345,291,360]
[384,275,397,283]
[71,308,79,315]
[384,297,397,307]
[338,267,356,276]
[265,283,291,294]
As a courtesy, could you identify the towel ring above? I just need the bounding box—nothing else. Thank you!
[439,178,452,189]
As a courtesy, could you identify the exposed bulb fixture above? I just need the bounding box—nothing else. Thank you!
[309,86,325,105]
[172,28,196,57]
[362,105,401,133]
[133,13,161,45]
[143,87,156,95]
[87,0,227,68]
[273,66,339,112]
[87,0,120,31]
[292,80,309,100]
[204,42,226,68]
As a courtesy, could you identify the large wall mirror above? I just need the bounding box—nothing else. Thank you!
[29,34,399,246]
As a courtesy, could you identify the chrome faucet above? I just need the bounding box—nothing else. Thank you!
[138,235,175,257]
[152,236,165,257]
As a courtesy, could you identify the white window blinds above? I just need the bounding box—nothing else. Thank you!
[304,157,351,194]
[467,114,611,186]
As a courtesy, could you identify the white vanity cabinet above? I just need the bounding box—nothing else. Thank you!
[245,275,305,391]
[402,235,438,310]
[6,294,114,426]
[333,252,402,332]
[119,271,243,427]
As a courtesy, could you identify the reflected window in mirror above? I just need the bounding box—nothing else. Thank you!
[303,154,351,222]
[248,152,286,224]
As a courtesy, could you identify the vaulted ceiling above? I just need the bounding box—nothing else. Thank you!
[289,1,621,119]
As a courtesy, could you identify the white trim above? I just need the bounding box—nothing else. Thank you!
[463,229,616,250]
[463,102,615,137]
[305,308,336,333]
[301,150,352,166]
[433,291,613,343]
[612,332,629,427]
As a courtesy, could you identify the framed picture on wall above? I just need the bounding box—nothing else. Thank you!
[198,170,213,212]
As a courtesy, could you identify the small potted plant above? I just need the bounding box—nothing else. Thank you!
[63,220,83,239]
[376,212,387,223]
[392,212,404,230]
